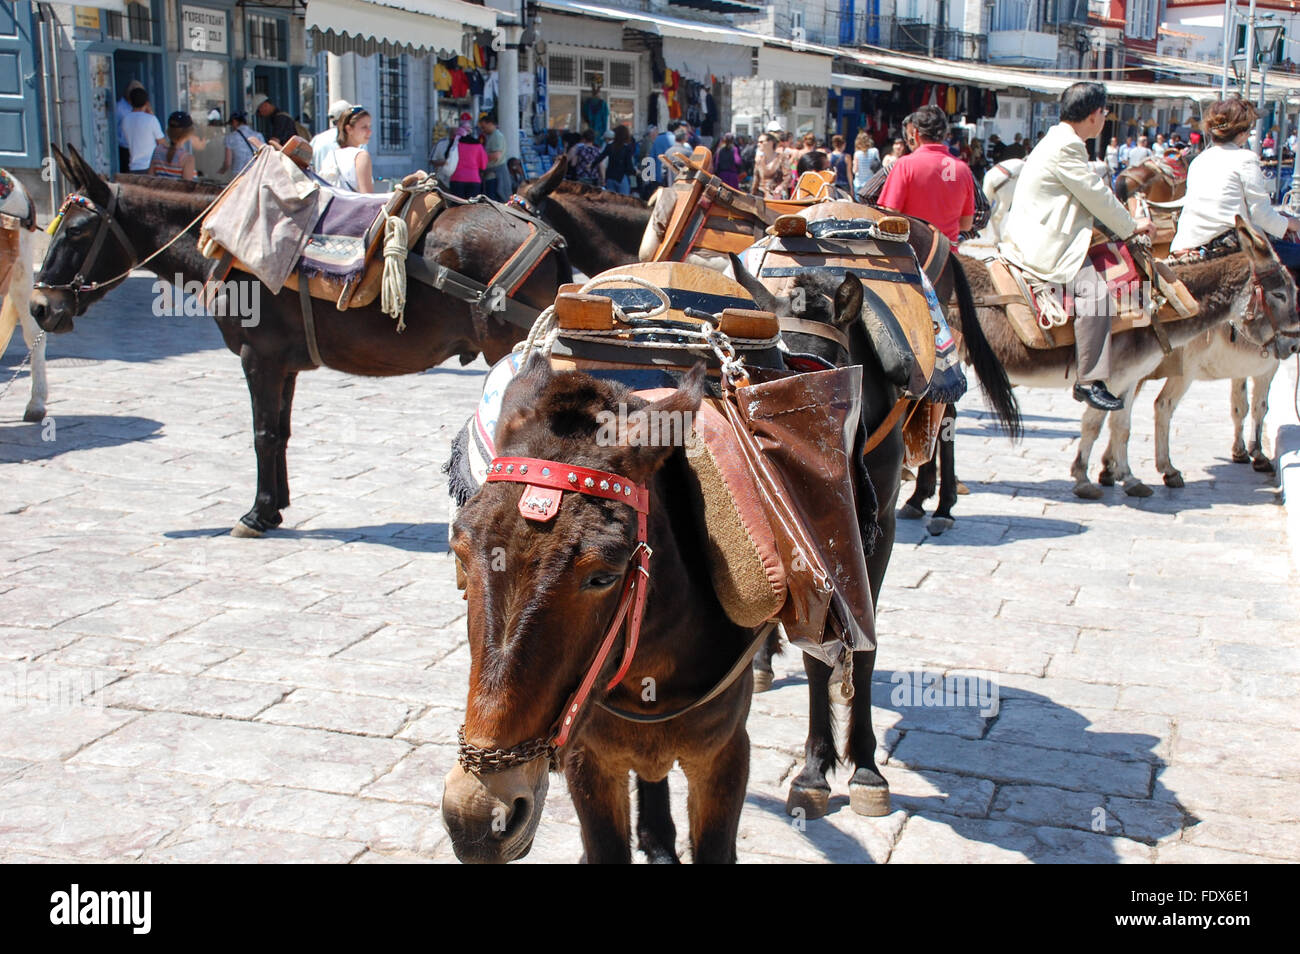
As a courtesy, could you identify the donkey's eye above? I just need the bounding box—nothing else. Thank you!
[582,571,622,590]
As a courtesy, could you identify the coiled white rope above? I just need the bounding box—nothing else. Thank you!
[381,214,409,331]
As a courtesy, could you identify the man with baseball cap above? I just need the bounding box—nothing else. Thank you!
[310,99,352,174]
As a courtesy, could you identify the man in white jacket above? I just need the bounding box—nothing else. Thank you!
[1000,82,1154,411]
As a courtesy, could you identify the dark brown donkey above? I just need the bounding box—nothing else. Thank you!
[442,359,761,864]
[30,145,571,536]
[511,157,653,276]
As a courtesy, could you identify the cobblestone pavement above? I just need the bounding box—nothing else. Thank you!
[2,275,1298,864]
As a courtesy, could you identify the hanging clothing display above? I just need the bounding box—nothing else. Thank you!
[583,96,609,137]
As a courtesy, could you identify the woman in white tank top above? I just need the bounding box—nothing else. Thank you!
[319,106,375,193]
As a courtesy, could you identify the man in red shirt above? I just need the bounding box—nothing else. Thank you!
[878,106,975,243]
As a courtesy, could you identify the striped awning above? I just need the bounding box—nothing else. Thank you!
[306,0,497,58]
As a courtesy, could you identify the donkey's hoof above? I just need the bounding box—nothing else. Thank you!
[22,406,45,423]
[927,516,955,536]
[901,467,916,482]
[1097,468,1116,487]
[956,481,971,495]
[231,521,264,539]
[1125,481,1154,498]
[752,669,774,693]
[1252,456,1276,474]
[849,782,892,817]
[1073,481,1104,500]
[1232,449,1251,463]
[898,502,925,520]
[786,785,831,820]
[1163,471,1185,488]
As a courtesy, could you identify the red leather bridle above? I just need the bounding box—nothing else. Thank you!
[456,455,652,772]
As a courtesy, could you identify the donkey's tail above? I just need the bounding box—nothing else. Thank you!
[951,256,1023,441]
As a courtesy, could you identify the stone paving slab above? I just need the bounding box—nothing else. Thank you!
[1,275,1299,863]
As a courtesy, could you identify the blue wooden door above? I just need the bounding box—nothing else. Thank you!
[0,2,42,168]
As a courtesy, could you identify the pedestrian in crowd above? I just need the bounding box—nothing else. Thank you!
[740,134,757,178]
[969,137,989,183]
[120,86,165,174]
[1153,132,1167,154]
[148,111,199,181]
[311,99,352,175]
[780,130,802,192]
[852,131,879,200]
[651,121,678,184]
[1118,135,1134,169]
[661,125,692,176]
[713,131,743,189]
[796,150,831,179]
[431,111,472,185]
[945,130,962,157]
[540,129,564,164]
[828,134,851,192]
[320,105,376,193]
[1104,136,1120,178]
[1007,132,1026,158]
[116,79,146,171]
[571,128,604,186]
[878,105,975,243]
[478,111,509,202]
[751,132,787,198]
[507,157,526,195]
[219,112,264,177]
[445,115,486,197]
[599,124,637,194]
[1127,135,1153,167]
[987,133,1005,162]
[255,96,298,148]
[881,137,906,171]
[1263,129,1277,160]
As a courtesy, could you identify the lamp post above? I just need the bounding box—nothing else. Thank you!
[1221,1,1235,95]
[1253,15,1284,157]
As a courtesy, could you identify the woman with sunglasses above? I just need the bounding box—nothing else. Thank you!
[320,105,375,193]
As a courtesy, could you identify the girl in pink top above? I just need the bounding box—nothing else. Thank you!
[449,121,488,198]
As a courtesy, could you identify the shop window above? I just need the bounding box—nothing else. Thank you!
[609,96,634,132]
[107,0,156,45]
[609,61,633,90]
[549,93,578,130]
[247,14,286,61]
[582,58,605,88]
[378,55,409,152]
[549,54,576,86]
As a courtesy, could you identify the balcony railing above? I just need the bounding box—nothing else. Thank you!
[852,15,988,62]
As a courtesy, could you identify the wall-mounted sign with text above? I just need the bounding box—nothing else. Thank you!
[182,5,228,55]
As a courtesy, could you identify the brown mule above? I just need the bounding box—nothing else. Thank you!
[951,218,1297,498]
[1115,159,1187,204]
[30,145,572,536]
[443,359,761,863]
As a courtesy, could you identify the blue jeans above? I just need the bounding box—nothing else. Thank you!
[605,175,630,194]
[1271,235,1300,269]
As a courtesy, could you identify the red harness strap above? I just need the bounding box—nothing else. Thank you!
[484,456,651,750]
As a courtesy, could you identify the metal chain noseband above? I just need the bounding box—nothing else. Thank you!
[456,727,556,773]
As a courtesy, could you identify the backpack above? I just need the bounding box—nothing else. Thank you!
[435,135,462,186]
[275,111,310,142]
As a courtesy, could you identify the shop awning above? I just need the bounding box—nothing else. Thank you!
[848,47,1223,103]
[1125,49,1300,95]
[662,37,754,79]
[757,45,834,89]
[305,0,497,58]
[831,72,894,92]
[538,0,759,47]
[68,0,126,9]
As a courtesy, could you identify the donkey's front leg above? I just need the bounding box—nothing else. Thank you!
[1248,369,1277,473]
[1071,403,1109,499]
[233,347,288,537]
[1103,383,1151,497]
[787,653,835,819]
[276,371,298,511]
[846,648,890,815]
[682,726,749,863]
[566,751,633,864]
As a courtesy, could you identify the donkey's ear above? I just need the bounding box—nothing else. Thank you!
[521,156,567,204]
[832,273,864,329]
[730,253,779,313]
[50,144,82,192]
[67,144,110,204]
[494,352,551,448]
[1234,214,1277,262]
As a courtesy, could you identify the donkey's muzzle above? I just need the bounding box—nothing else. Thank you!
[442,760,549,864]
[29,291,74,333]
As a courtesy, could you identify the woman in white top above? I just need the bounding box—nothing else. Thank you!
[1171,98,1300,261]
[319,106,375,193]
[852,130,878,199]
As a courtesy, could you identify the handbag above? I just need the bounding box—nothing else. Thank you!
[435,135,461,186]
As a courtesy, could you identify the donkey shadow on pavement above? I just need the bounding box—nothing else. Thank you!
[747,676,1196,863]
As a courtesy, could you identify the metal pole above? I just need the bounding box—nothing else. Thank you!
[1243,0,1257,101]
[1278,91,1288,201]
[1257,58,1268,157]
[1221,0,1234,94]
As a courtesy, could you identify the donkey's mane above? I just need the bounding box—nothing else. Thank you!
[544,180,650,209]
[113,174,224,196]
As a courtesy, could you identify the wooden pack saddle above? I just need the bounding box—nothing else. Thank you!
[975,235,1199,351]
[197,139,444,311]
